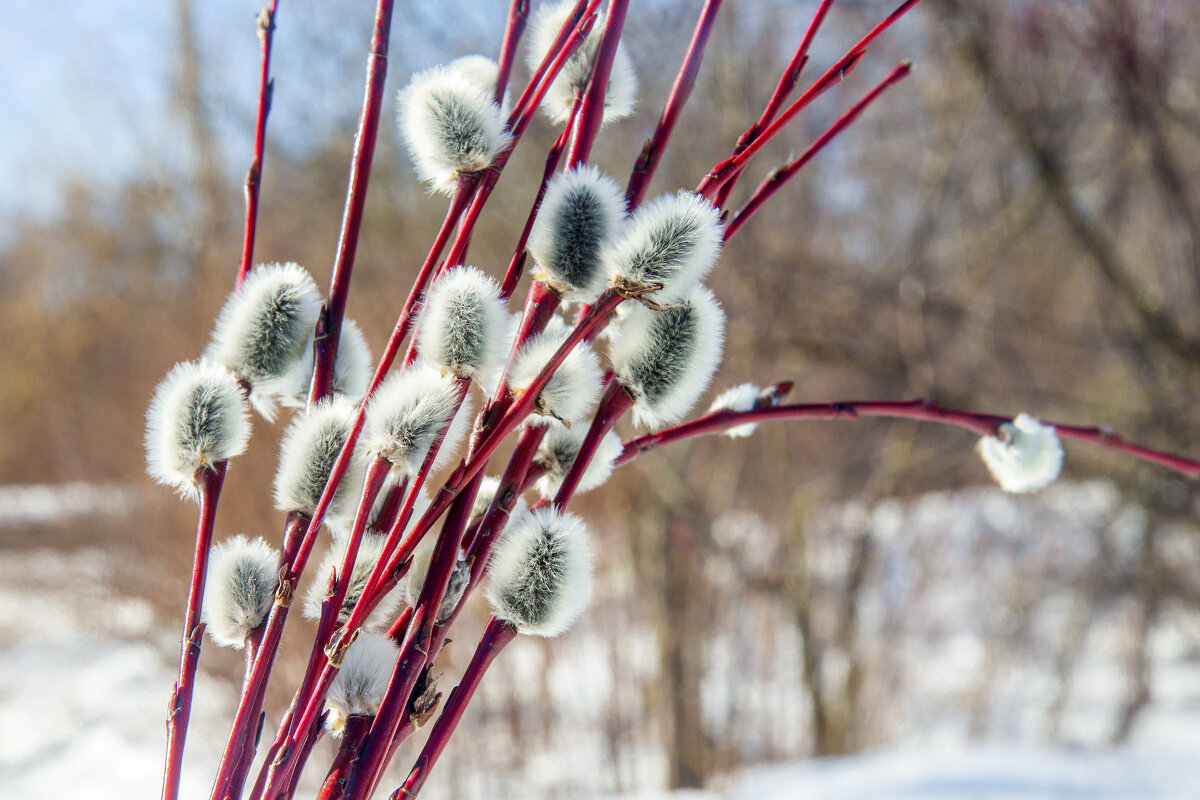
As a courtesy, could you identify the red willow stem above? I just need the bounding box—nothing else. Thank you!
[500,103,580,298]
[258,457,391,795]
[614,399,1200,478]
[724,61,912,240]
[316,715,372,800]
[625,0,723,209]
[711,0,834,209]
[565,0,630,168]
[162,461,228,800]
[495,0,531,104]
[355,477,483,800]
[263,387,467,797]
[553,381,634,509]
[508,0,596,128]
[236,2,281,288]
[308,0,396,404]
[392,618,519,800]
[339,605,429,800]
[210,512,305,800]
[695,0,924,199]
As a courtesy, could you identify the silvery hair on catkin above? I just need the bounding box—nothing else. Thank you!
[274,396,365,525]
[202,535,279,648]
[485,507,593,637]
[397,65,511,195]
[205,262,323,419]
[145,360,251,500]
[325,632,398,735]
[532,426,623,499]
[527,166,626,302]
[416,266,508,381]
[604,191,723,306]
[608,285,726,430]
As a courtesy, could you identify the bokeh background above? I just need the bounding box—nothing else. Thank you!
[3,0,1200,797]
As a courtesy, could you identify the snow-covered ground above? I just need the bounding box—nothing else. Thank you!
[2,481,1199,799]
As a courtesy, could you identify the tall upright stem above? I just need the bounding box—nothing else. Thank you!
[392,618,518,799]
[236,2,282,288]
[162,461,228,800]
[309,0,396,404]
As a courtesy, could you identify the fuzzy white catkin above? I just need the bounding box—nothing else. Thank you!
[526,0,638,125]
[145,361,252,499]
[303,533,402,632]
[202,535,279,648]
[604,191,723,305]
[364,363,462,476]
[206,263,323,417]
[608,285,726,430]
[533,427,623,500]
[274,396,365,525]
[486,507,593,636]
[527,166,626,301]
[472,475,530,521]
[508,330,602,426]
[326,632,398,735]
[977,413,1064,493]
[709,383,762,438]
[402,531,471,624]
[397,65,511,195]
[416,266,508,380]
[448,55,511,118]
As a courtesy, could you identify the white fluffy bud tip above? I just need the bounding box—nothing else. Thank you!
[508,330,602,427]
[206,263,323,400]
[528,166,626,301]
[397,65,511,195]
[709,383,762,438]
[485,507,593,637]
[609,285,726,430]
[604,191,722,305]
[326,632,398,735]
[145,361,251,499]
[202,535,279,648]
[417,266,508,380]
[448,55,511,117]
[977,413,1064,494]
[273,397,364,522]
[533,427,623,499]
[526,0,638,125]
[365,363,462,476]
[304,533,402,632]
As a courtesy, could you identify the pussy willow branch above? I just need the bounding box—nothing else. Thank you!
[712,0,834,209]
[392,618,519,800]
[258,384,467,798]
[162,461,227,800]
[308,0,396,405]
[236,2,281,288]
[625,0,723,208]
[495,0,531,104]
[565,0,629,167]
[696,0,924,199]
[615,398,1200,478]
[725,61,912,240]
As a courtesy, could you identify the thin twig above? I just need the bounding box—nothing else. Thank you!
[616,398,1200,477]
[162,461,227,800]
[236,2,281,288]
[725,61,912,239]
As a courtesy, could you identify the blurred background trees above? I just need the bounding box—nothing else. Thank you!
[2,0,1199,796]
